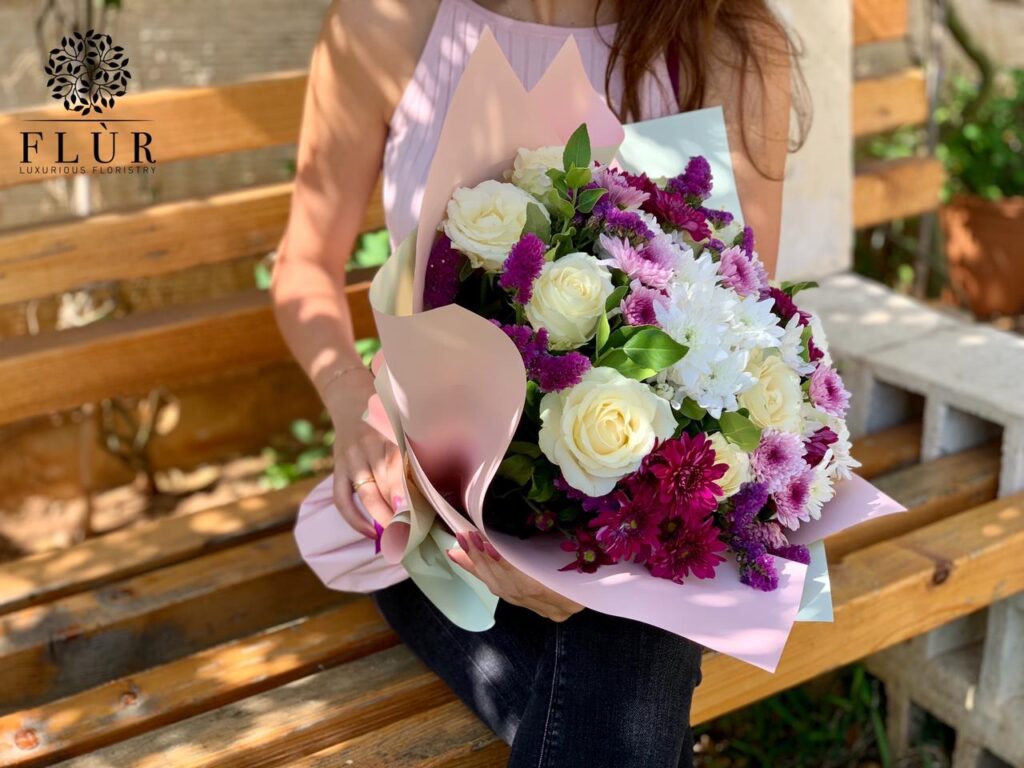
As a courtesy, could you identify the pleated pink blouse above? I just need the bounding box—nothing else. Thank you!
[381,0,678,249]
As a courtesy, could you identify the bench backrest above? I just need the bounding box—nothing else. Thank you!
[0,0,940,430]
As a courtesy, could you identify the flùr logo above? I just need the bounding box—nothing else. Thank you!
[46,30,132,115]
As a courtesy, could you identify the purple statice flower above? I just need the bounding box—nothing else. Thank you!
[702,207,734,229]
[771,543,811,564]
[647,515,727,583]
[493,322,590,393]
[718,245,769,296]
[667,156,713,203]
[498,233,545,304]
[751,430,807,493]
[752,519,790,551]
[706,238,727,252]
[597,234,675,289]
[588,487,660,562]
[594,166,649,210]
[534,350,591,392]
[773,468,814,530]
[621,281,669,327]
[741,225,756,257]
[554,475,618,513]
[558,530,614,573]
[804,426,839,467]
[762,286,811,326]
[730,481,771,528]
[423,234,464,310]
[809,365,851,417]
[638,432,728,520]
[643,189,712,241]
[599,207,655,245]
[740,552,780,591]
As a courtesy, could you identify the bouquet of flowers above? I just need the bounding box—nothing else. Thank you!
[426,123,858,594]
[295,30,903,672]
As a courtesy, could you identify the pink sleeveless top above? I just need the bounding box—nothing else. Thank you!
[382,0,678,248]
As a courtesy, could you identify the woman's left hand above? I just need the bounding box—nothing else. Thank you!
[447,529,584,623]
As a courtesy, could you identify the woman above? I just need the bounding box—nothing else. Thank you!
[272,1,807,765]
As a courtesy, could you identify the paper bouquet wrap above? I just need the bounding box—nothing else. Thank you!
[295,31,905,672]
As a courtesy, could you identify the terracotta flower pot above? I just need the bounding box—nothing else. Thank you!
[941,194,1024,317]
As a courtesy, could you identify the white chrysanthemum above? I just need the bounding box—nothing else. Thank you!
[827,420,860,479]
[728,293,785,351]
[808,313,834,368]
[806,451,836,519]
[673,245,720,289]
[686,348,756,417]
[779,315,816,376]
[655,281,730,390]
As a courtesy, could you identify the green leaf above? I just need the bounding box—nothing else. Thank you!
[497,454,534,486]
[458,258,476,281]
[545,189,575,220]
[680,398,707,420]
[719,411,762,453]
[527,463,556,503]
[595,311,610,353]
[621,328,687,372]
[545,167,568,197]
[562,123,591,172]
[564,165,592,190]
[605,284,629,313]
[291,419,315,445]
[521,202,551,243]
[597,349,658,381]
[781,280,819,297]
[507,441,541,458]
[575,187,607,214]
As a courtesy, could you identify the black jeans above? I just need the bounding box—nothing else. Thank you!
[371,577,704,767]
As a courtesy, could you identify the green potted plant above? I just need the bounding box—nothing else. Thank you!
[936,14,1024,317]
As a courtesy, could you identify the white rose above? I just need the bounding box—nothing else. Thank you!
[525,252,614,350]
[443,179,546,271]
[739,354,804,433]
[708,432,751,498]
[539,367,676,496]
[506,145,563,198]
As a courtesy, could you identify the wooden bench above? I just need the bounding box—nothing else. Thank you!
[3,0,1019,765]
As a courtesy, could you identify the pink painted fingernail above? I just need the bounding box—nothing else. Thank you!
[455,532,469,551]
[483,541,501,561]
[469,531,484,550]
[391,494,407,511]
[446,549,458,562]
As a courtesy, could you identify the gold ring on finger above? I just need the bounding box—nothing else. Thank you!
[351,477,376,492]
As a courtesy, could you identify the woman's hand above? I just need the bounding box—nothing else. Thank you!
[447,529,584,623]
[326,367,405,540]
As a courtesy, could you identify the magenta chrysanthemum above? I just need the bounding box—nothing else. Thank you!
[423,234,464,310]
[558,530,614,573]
[804,426,839,467]
[751,430,807,492]
[643,189,712,241]
[647,515,727,583]
[588,488,660,562]
[718,246,768,296]
[808,365,851,417]
[598,234,675,289]
[773,468,814,530]
[621,281,668,326]
[762,286,811,326]
[639,433,728,519]
[498,233,545,304]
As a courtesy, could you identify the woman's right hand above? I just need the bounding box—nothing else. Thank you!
[325,367,406,540]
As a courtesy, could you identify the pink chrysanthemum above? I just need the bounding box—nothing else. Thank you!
[638,433,728,520]
[598,234,675,289]
[558,530,615,573]
[646,515,727,583]
[808,365,851,417]
[594,166,649,210]
[773,468,814,530]
[751,430,807,493]
[621,281,669,327]
[718,246,769,296]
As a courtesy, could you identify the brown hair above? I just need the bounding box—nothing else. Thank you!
[597,0,811,176]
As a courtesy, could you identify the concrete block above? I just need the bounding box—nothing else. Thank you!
[921,400,1002,462]
[1000,420,1024,497]
[978,595,1024,709]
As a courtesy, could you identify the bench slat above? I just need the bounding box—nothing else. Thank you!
[0,478,318,616]
[693,491,1024,723]
[853,69,927,137]
[853,0,908,45]
[0,601,399,767]
[0,532,345,713]
[0,73,307,190]
[850,421,921,479]
[828,442,1000,561]
[853,157,945,228]
[0,286,374,427]
[0,181,385,306]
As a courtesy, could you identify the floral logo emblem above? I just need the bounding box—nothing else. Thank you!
[45,30,131,115]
